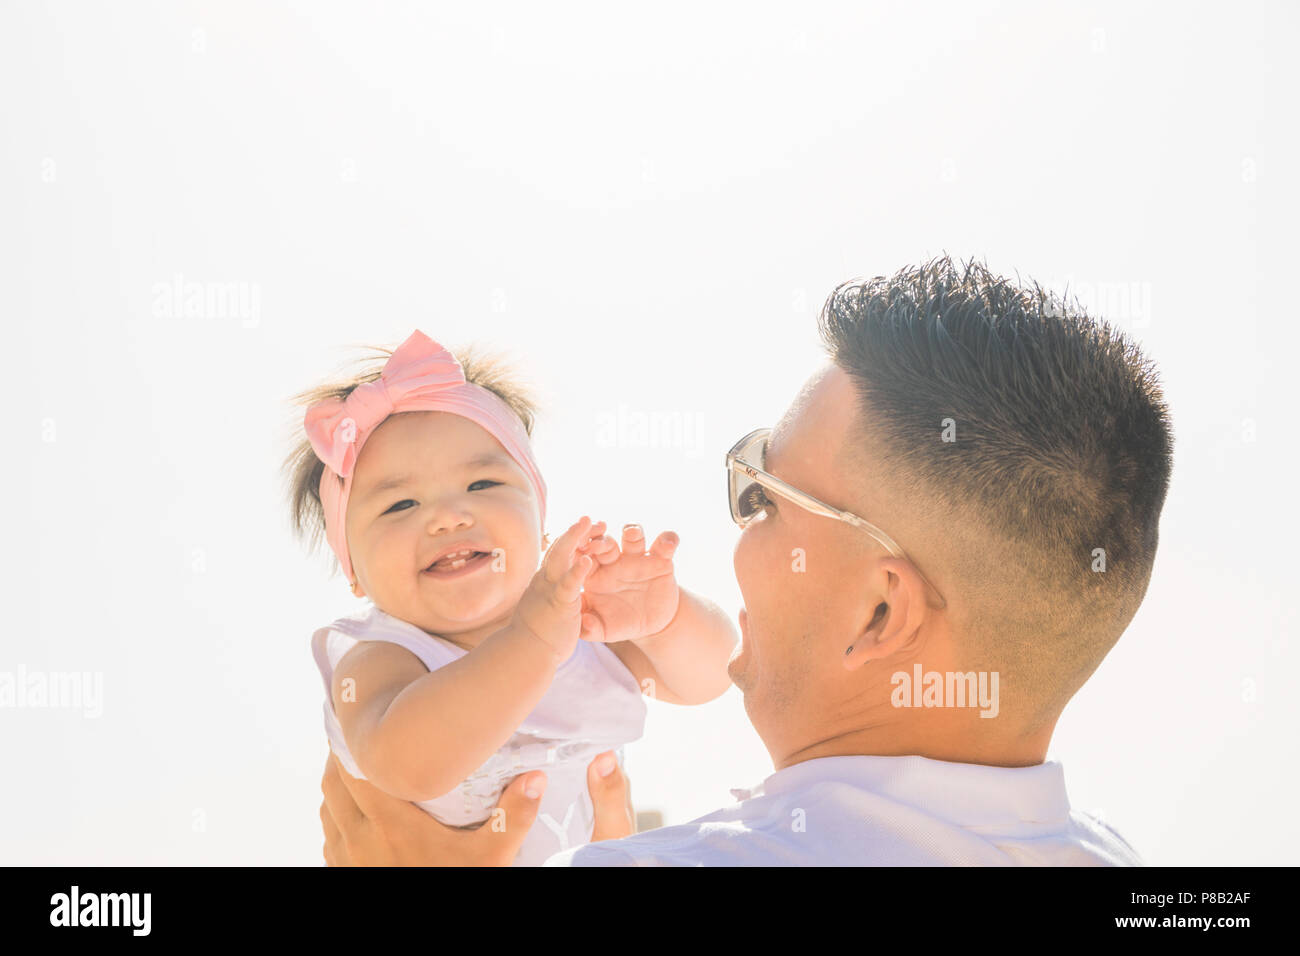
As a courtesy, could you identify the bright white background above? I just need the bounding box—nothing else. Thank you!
[2,1,1296,864]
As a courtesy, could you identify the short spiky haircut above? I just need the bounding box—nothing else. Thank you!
[818,256,1173,728]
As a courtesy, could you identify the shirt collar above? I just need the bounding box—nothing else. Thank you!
[731,754,1073,828]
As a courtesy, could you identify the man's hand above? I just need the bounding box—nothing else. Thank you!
[577,523,681,644]
[320,748,635,865]
[588,751,635,842]
[320,752,541,865]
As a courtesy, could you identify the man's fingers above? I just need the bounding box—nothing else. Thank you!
[328,751,409,829]
[321,752,366,833]
[588,751,635,842]
[648,531,679,561]
[320,799,343,866]
[477,772,547,865]
[620,524,646,556]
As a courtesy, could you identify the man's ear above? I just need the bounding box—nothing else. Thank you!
[843,557,929,671]
[351,577,366,599]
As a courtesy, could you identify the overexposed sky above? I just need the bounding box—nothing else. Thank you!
[2,0,1296,864]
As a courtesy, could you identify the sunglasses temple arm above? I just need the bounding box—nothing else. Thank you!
[845,515,947,611]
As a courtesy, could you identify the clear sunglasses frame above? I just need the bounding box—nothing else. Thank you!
[726,427,947,611]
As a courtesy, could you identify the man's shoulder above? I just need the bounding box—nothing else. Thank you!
[541,778,955,866]
[1067,808,1145,866]
[544,755,1148,867]
[544,787,824,866]
[543,813,751,867]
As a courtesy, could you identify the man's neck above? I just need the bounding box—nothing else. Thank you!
[769,718,1057,772]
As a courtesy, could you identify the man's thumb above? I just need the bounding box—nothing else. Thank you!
[483,771,546,864]
[588,751,634,842]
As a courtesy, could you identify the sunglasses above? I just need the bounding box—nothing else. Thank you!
[726,428,947,610]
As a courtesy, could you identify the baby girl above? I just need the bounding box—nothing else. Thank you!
[286,330,737,865]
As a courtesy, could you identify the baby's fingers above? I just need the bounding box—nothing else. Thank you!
[649,531,680,561]
[552,554,594,605]
[620,524,646,556]
[579,534,621,566]
[579,611,606,643]
[544,517,594,581]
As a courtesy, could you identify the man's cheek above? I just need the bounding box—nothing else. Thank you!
[736,532,794,615]
[767,532,809,587]
[733,530,766,604]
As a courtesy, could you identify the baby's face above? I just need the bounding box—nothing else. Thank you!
[344,411,542,640]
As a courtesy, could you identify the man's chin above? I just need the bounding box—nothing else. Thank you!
[726,646,750,692]
[728,607,750,685]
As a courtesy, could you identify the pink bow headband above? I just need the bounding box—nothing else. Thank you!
[304,330,547,583]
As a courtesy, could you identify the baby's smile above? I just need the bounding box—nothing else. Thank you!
[421,542,496,579]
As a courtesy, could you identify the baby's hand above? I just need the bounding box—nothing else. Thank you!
[577,523,681,644]
[512,517,606,661]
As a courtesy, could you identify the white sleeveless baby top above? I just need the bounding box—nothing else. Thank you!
[311,606,647,866]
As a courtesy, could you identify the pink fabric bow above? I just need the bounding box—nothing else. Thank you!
[304,330,547,583]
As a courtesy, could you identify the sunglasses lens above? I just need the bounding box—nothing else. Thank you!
[727,432,769,527]
[733,480,767,523]
[727,466,744,525]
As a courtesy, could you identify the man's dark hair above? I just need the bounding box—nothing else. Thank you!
[819,256,1173,728]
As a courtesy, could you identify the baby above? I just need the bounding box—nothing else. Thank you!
[286,330,737,865]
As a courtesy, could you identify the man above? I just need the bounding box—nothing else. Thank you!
[320,256,1172,865]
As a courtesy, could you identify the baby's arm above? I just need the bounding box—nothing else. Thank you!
[332,517,601,803]
[581,523,737,705]
[611,587,737,705]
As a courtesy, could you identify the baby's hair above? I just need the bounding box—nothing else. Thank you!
[283,343,537,564]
